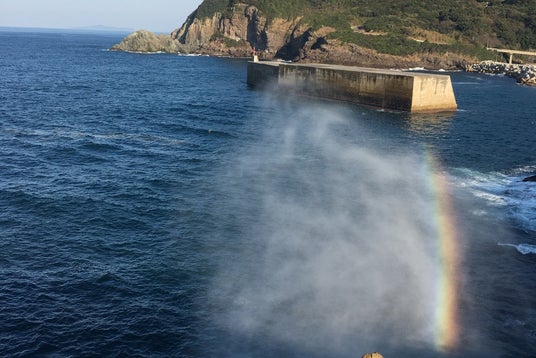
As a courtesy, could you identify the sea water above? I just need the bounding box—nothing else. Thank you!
[0,29,535,357]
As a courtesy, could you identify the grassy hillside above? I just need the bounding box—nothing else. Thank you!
[193,0,536,59]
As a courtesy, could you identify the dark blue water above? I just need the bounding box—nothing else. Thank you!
[1,30,535,357]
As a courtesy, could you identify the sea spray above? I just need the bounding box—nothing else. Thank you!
[209,102,467,357]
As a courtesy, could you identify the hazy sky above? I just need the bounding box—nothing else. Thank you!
[0,0,203,32]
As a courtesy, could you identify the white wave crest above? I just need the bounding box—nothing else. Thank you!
[498,243,536,255]
[454,167,536,233]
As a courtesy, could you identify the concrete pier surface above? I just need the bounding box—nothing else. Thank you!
[247,61,457,113]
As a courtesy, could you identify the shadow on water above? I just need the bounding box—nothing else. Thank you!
[405,111,456,135]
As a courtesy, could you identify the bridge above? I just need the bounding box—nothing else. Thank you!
[487,47,536,64]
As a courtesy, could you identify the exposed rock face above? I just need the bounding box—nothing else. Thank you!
[112,2,474,70]
[172,12,222,50]
[111,30,181,53]
[298,39,473,69]
[169,4,312,59]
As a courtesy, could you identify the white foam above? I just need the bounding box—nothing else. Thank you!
[453,167,536,233]
[498,243,536,255]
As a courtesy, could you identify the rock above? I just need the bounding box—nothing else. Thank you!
[522,175,536,182]
[111,30,182,53]
[170,4,312,59]
[465,61,536,86]
[361,353,384,358]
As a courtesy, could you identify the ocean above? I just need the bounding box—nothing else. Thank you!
[0,29,535,357]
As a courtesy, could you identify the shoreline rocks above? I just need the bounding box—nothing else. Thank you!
[112,28,473,71]
[465,61,536,86]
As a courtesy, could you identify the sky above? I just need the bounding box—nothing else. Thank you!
[0,0,203,33]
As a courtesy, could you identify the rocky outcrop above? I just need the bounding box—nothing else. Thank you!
[169,4,312,59]
[465,61,536,86]
[523,175,536,182]
[296,39,473,70]
[111,30,181,53]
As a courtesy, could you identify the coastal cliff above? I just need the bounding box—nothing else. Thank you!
[111,1,472,69]
[112,0,535,71]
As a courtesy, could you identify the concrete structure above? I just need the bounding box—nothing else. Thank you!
[247,61,457,113]
[487,47,536,64]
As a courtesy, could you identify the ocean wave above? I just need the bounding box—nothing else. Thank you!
[1,126,188,152]
[454,167,536,233]
[498,243,536,255]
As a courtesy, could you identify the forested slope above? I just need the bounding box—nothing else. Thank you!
[195,0,536,54]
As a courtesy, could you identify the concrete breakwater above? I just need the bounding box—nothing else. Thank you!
[247,61,457,113]
[465,61,536,86]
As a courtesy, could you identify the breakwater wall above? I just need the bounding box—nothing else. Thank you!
[247,61,457,113]
[465,61,536,86]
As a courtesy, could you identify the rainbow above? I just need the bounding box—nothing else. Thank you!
[423,149,462,352]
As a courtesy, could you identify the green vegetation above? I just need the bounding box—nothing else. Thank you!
[194,0,536,58]
[210,32,248,47]
[195,0,231,19]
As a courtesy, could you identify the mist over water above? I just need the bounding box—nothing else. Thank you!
[208,101,489,357]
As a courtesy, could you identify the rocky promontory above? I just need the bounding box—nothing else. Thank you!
[465,61,536,86]
[111,2,475,70]
[111,30,181,53]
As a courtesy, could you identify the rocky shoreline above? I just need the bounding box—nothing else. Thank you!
[111,30,474,71]
[465,61,536,86]
[112,31,536,86]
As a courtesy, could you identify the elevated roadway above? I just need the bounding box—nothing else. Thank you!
[487,48,536,64]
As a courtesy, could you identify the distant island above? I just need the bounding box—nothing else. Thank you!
[112,0,536,72]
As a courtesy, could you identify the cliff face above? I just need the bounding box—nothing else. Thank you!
[112,2,337,61]
[169,3,313,60]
